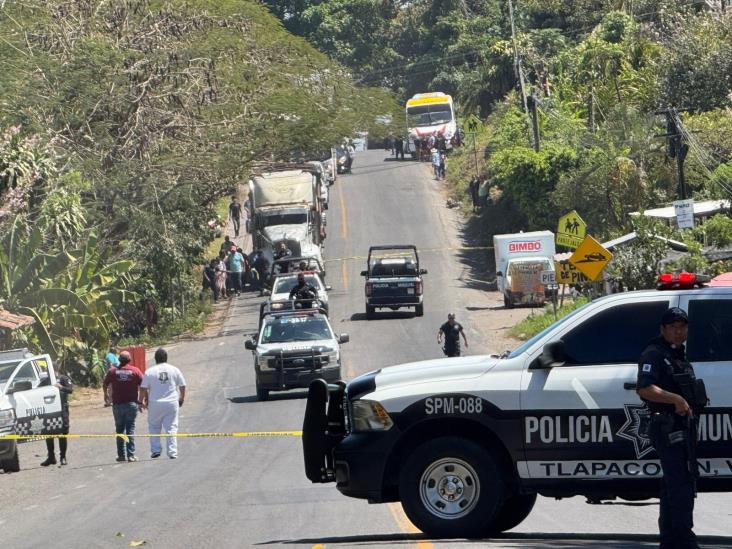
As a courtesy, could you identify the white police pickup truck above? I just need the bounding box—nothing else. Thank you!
[1,349,63,473]
[303,275,732,538]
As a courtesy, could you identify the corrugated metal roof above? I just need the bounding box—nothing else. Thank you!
[0,309,35,330]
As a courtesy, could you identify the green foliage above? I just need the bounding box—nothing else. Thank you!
[508,296,589,340]
[607,216,672,290]
[692,213,732,248]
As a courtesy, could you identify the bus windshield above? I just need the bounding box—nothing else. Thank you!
[407,105,453,127]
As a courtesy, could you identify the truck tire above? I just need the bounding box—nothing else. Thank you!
[490,493,537,533]
[1,446,20,473]
[415,304,424,317]
[256,383,269,402]
[366,305,375,319]
[503,295,513,309]
[399,437,505,538]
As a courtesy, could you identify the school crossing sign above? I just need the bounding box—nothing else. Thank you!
[556,210,586,249]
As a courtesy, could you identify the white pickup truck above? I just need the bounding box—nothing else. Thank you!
[0,349,63,473]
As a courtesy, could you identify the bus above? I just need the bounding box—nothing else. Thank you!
[405,92,457,157]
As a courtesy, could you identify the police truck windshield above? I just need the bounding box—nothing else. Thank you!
[0,361,21,385]
[261,316,332,343]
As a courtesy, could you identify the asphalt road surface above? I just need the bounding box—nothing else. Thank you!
[3,151,731,549]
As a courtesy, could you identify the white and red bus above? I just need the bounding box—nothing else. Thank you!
[405,92,457,156]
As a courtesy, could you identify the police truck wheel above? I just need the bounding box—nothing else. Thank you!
[415,304,424,317]
[366,305,375,319]
[490,492,536,533]
[256,384,269,401]
[1,446,20,473]
[399,437,504,538]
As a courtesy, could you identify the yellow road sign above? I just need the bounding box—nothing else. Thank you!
[569,235,612,281]
[556,210,586,249]
[554,260,590,285]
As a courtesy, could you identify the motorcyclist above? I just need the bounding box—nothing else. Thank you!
[289,272,318,309]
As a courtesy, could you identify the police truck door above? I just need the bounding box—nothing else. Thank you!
[6,355,63,437]
[519,296,674,481]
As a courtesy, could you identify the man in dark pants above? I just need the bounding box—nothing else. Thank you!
[41,374,73,467]
[229,196,243,237]
[395,137,404,160]
[637,307,704,549]
[437,313,469,357]
[103,351,144,463]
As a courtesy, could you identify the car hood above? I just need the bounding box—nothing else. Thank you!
[349,355,501,400]
[257,339,336,354]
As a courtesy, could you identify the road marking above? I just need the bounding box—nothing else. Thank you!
[74,484,87,490]
[311,545,326,549]
[337,180,348,239]
[50,495,62,500]
[387,502,434,549]
[23,505,38,511]
[341,259,349,291]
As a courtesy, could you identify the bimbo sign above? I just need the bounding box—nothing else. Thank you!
[508,240,543,253]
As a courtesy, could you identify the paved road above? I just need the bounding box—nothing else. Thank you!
[2,151,731,548]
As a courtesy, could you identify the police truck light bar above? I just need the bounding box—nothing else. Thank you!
[657,272,711,290]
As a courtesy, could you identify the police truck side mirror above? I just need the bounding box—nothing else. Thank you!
[420,268,428,275]
[531,340,567,369]
[339,334,350,344]
[360,270,368,276]
[8,380,33,393]
[262,289,271,296]
[325,285,332,291]
[496,271,503,277]
[244,339,257,351]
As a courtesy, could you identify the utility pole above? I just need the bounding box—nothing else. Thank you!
[656,107,690,200]
[527,93,540,151]
[507,0,527,112]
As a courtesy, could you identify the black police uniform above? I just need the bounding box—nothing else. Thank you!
[637,335,701,549]
[440,321,464,357]
[290,283,318,308]
[43,375,73,466]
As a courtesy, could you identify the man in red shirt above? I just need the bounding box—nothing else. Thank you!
[103,350,144,462]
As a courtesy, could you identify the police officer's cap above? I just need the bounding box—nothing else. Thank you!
[660,307,688,325]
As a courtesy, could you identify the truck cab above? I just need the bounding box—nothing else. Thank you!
[0,349,63,473]
[360,245,427,319]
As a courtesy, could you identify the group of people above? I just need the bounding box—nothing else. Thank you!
[41,347,186,466]
[201,237,252,301]
[101,347,187,462]
[431,147,447,180]
[385,135,406,160]
[467,175,491,212]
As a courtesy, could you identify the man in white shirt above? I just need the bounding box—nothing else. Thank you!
[140,348,187,459]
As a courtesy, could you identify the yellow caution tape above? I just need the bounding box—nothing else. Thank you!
[0,431,302,442]
[323,245,494,263]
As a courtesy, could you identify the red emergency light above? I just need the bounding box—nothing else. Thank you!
[656,272,711,290]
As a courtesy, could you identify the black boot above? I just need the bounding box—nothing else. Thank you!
[41,456,56,467]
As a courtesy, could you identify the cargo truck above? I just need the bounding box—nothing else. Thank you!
[493,231,556,308]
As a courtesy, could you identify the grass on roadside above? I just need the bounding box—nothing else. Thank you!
[204,195,233,260]
[508,296,589,340]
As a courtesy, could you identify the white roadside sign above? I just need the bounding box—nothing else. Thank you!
[541,270,556,285]
[674,199,695,229]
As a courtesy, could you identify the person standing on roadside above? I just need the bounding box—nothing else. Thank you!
[227,245,245,297]
[103,350,143,462]
[437,313,468,357]
[468,176,480,212]
[103,347,120,406]
[431,148,441,179]
[229,196,243,237]
[395,137,404,160]
[41,374,73,467]
[637,307,706,549]
[140,348,187,460]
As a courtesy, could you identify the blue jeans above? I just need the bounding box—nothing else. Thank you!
[113,402,138,458]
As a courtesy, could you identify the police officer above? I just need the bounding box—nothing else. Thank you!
[637,307,706,549]
[437,313,468,357]
[41,374,73,467]
[289,272,318,308]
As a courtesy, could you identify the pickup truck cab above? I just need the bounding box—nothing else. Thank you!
[246,310,349,401]
[0,349,63,473]
[302,276,732,538]
[361,245,427,319]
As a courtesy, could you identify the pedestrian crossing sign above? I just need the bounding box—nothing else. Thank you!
[556,210,586,249]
